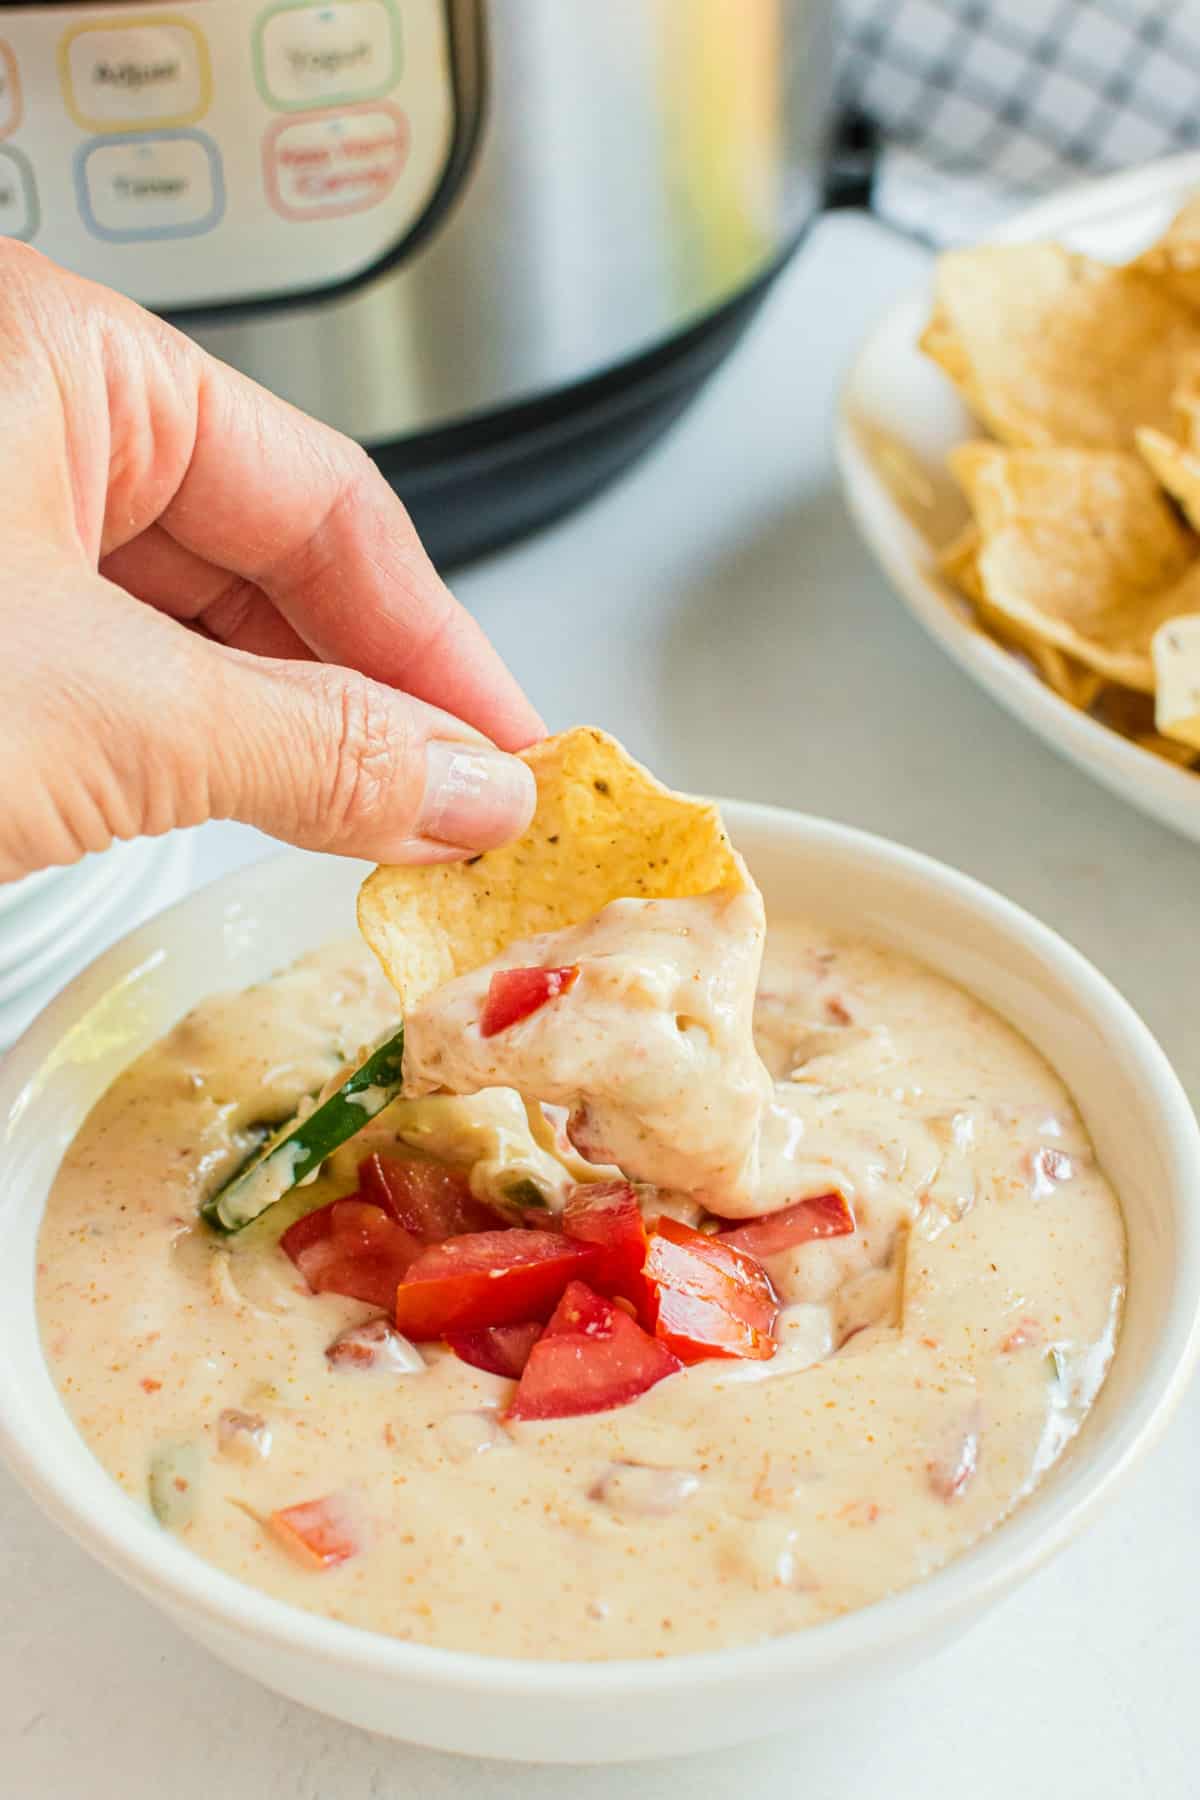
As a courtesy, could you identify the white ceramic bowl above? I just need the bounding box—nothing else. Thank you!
[837,152,1200,847]
[0,815,1197,1764]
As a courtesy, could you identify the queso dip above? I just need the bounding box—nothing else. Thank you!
[36,899,1124,1661]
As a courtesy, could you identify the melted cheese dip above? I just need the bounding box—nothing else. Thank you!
[37,923,1124,1661]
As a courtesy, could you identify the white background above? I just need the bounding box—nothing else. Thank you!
[2,212,1197,1797]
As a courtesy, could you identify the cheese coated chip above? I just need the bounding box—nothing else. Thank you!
[358,728,748,1008]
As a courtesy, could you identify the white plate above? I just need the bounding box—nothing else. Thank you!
[837,151,1200,847]
[0,832,194,1047]
[0,840,136,978]
[0,863,71,922]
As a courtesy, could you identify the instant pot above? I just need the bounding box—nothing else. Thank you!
[0,1,832,564]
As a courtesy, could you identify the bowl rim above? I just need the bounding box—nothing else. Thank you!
[2,807,1199,1701]
[834,150,1200,838]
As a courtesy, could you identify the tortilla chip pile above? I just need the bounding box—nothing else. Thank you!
[358,727,749,1008]
[921,209,1200,771]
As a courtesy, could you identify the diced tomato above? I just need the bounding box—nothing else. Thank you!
[281,1196,421,1311]
[562,1181,650,1313]
[717,1191,855,1260]
[279,1198,340,1260]
[445,1321,543,1379]
[393,1229,602,1339]
[268,1495,360,1569]
[643,1216,778,1363]
[358,1153,502,1241]
[507,1281,682,1421]
[479,964,580,1037]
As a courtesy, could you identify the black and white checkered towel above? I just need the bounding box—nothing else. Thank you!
[836,0,1200,242]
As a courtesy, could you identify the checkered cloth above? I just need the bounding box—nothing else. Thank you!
[836,0,1200,242]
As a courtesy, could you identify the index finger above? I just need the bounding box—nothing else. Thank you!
[117,294,544,752]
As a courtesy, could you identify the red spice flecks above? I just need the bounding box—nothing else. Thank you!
[824,996,853,1026]
[140,1378,162,1394]
[837,1499,882,1525]
[1000,1317,1043,1353]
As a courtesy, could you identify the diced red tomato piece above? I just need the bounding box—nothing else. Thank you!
[562,1180,650,1313]
[281,1196,421,1311]
[268,1495,360,1569]
[358,1154,502,1241]
[479,964,580,1037]
[643,1216,778,1363]
[507,1281,682,1421]
[393,1229,602,1339]
[279,1198,340,1260]
[445,1321,543,1379]
[717,1191,855,1260]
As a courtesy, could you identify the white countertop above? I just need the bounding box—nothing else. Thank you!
[3,212,1197,1799]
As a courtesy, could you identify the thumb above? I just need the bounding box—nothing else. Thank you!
[197,640,538,863]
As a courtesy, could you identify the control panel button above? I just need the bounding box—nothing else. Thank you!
[77,131,224,241]
[256,1,400,111]
[264,103,408,219]
[0,146,36,241]
[61,15,211,131]
[0,41,21,140]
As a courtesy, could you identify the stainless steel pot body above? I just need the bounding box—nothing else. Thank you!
[199,0,833,441]
[2,0,831,443]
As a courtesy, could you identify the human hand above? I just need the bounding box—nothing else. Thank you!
[0,242,543,884]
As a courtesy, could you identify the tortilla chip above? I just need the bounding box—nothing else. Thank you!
[949,443,1198,690]
[918,308,986,420]
[1024,642,1107,711]
[1090,680,1198,766]
[1136,425,1200,529]
[926,244,1200,451]
[1091,684,1158,739]
[1153,613,1200,751]
[937,524,986,603]
[1137,733,1200,768]
[1130,197,1200,311]
[358,728,749,1008]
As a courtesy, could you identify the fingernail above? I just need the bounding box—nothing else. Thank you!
[373,839,477,866]
[418,741,536,850]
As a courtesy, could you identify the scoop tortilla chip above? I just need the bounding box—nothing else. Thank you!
[1130,197,1200,311]
[1136,425,1200,529]
[1153,613,1200,751]
[949,443,1198,690]
[358,728,749,1008]
[926,244,1200,451]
